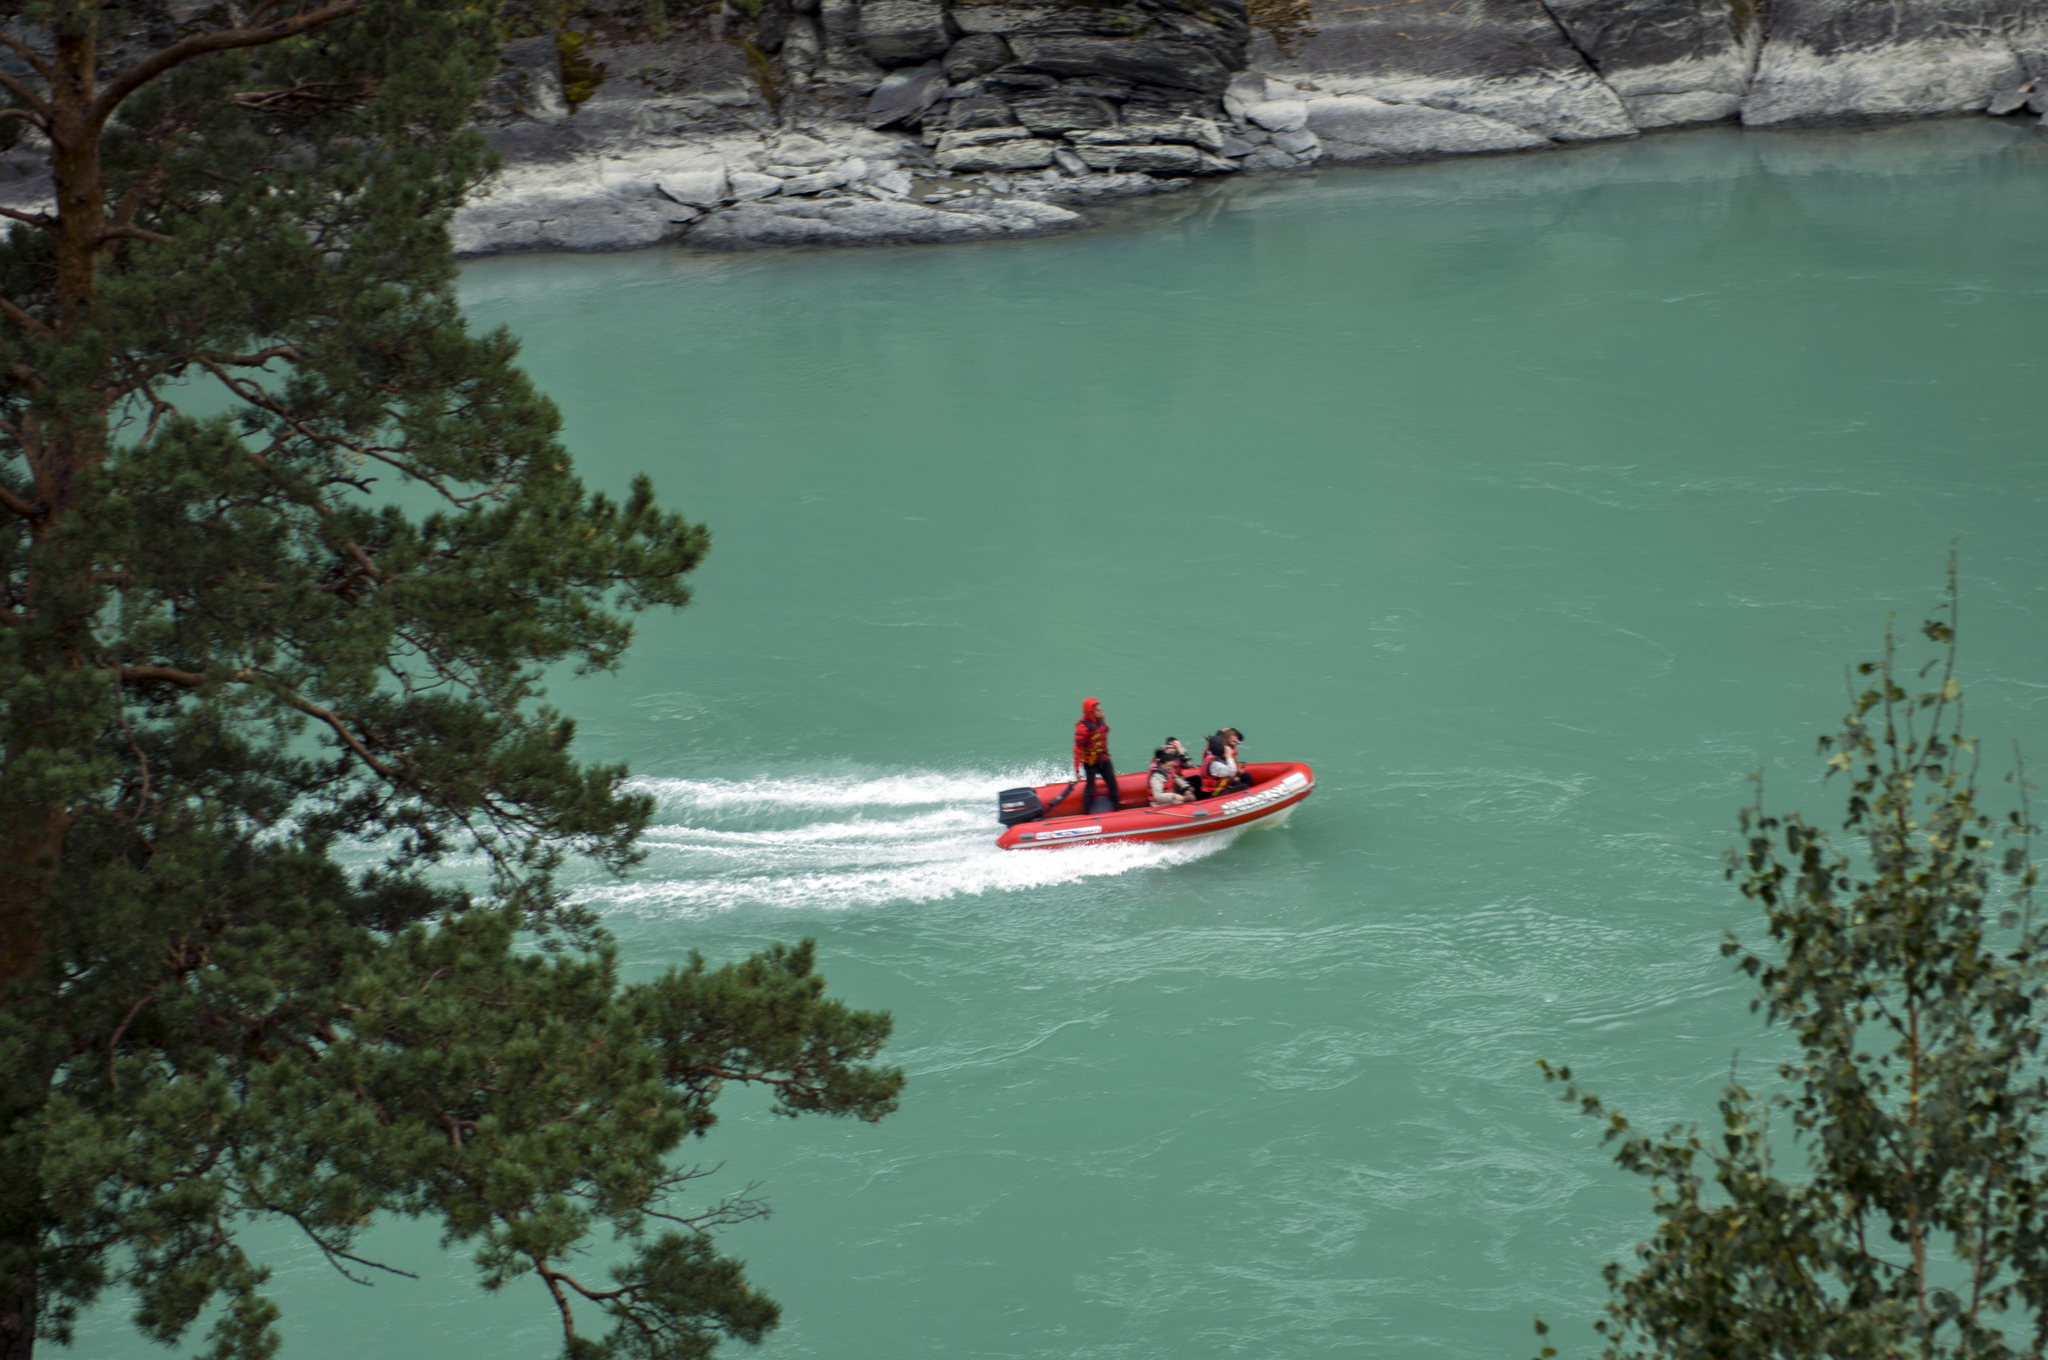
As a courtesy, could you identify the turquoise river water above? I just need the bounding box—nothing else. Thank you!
[80,119,2048,1359]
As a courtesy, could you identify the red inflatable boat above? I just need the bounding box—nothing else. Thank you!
[995,761,1314,850]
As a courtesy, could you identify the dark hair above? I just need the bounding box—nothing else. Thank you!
[1207,733,1226,759]
[1152,746,1172,765]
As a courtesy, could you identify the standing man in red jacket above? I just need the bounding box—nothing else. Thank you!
[1074,697,1117,812]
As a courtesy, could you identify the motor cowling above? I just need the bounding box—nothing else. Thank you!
[997,787,1045,825]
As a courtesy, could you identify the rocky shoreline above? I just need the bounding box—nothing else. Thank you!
[0,2,2039,253]
[326,0,2048,254]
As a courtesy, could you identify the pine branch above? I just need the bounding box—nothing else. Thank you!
[0,295,55,339]
[229,77,376,111]
[0,64,50,118]
[204,346,304,368]
[0,30,53,81]
[113,664,402,779]
[0,205,57,234]
[92,0,365,133]
[93,224,173,249]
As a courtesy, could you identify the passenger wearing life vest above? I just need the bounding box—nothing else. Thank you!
[1197,729,1250,797]
[1149,739,1195,806]
[1074,697,1117,812]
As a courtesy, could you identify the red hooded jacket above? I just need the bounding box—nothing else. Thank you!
[1073,698,1109,768]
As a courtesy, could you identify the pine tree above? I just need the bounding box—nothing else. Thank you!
[0,4,903,1358]
[1540,568,2047,1359]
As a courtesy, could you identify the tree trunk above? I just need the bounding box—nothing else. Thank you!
[0,1266,33,1360]
[0,24,107,990]
[0,809,66,985]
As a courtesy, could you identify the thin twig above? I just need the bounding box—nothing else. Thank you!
[112,675,155,825]
[106,984,163,1091]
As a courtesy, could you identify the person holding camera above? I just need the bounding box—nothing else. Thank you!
[1149,738,1196,805]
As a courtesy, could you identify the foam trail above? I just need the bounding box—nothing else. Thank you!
[587,766,1234,917]
[628,766,1063,814]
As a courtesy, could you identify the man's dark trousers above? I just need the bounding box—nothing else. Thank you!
[1082,760,1117,811]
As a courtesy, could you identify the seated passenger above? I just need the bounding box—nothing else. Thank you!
[1219,728,1251,790]
[1198,730,1253,797]
[1149,743,1195,805]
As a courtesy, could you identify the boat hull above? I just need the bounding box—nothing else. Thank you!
[996,761,1314,850]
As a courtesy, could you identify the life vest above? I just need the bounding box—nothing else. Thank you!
[1074,716,1109,766]
[1196,738,1236,796]
[1150,761,1190,802]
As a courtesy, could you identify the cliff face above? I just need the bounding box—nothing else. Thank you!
[1740,0,2047,125]
[1253,0,2048,162]
[449,0,2048,253]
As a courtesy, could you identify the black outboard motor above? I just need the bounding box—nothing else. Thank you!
[997,787,1046,826]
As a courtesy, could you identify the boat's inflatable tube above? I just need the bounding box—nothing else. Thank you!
[995,761,1314,850]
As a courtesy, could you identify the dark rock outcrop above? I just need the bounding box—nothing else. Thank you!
[1007,35,1234,92]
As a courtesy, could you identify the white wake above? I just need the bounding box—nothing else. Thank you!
[578,765,1236,916]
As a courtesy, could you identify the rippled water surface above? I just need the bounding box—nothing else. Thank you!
[83,120,2048,1358]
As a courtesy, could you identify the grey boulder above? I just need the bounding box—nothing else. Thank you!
[1986,82,2035,115]
[1239,145,1301,170]
[936,137,1058,171]
[936,125,1036,149]
[1221,71,1269,120]
[1113,115,1226,151]
[948,93,1020,128]
[1306,95,1550,159]
[1070,142,1203,172]
[779,168,852,194]
[860,0,955,66]
[1010,93,1118,132]
[865,62,950,126]
[688,195,1084,248]
[451,190,674,256]
[657,168,730,207]
[945,34,1014,80]
[727,171,784,201]
[1244,97,1308,132]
